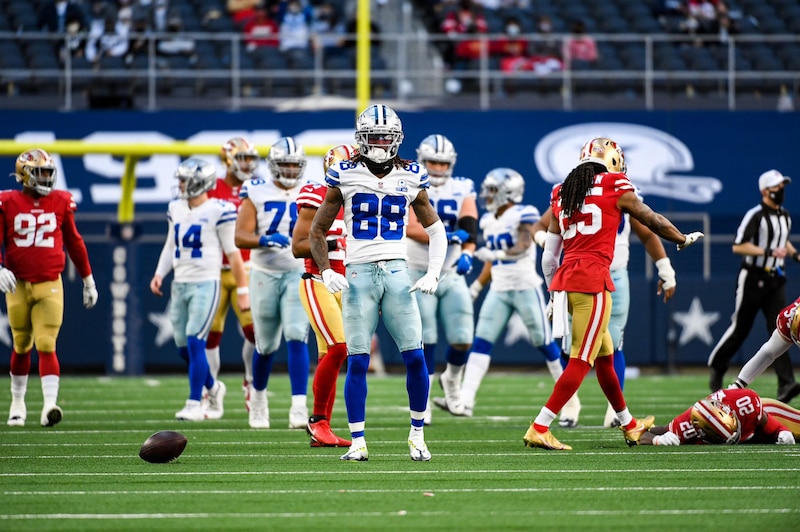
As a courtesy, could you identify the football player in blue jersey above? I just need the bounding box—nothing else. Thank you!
[309,104,448,461]
[406,134,477,423]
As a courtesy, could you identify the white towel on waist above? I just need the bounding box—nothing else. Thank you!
[551,290,569,339]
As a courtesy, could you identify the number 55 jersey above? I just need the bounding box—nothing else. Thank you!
[0,189,92,282]
[325,159,429,265]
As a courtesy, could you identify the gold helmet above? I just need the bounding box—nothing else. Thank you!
[14,148,57,196]
[690,399,741,444]
[790,307,800,344]
[323,144,357,174]
[220,137,259,182]
[579,137,627,174]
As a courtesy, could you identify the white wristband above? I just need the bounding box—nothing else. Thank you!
[236,287,250,295]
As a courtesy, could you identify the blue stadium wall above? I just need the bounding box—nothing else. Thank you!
[0,109,798,375]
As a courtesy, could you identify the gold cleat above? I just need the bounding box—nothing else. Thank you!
[523,424,572,451]
[621,415,655,447]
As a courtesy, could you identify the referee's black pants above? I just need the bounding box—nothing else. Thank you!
[707,266,796,393]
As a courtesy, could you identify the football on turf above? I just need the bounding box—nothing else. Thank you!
[139,430,188,463]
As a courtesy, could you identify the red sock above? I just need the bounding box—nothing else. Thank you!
[313,343,347,419]
[595,355,626,412]
[206,331,222,349]
[242,324,255,344]
[10,350,31,376]
[544,358,591,415]
[38,351,60,376]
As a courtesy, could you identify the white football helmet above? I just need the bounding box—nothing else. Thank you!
[14,148,56,196]
[479,168,525,214]
[690,399,741,444]
[355,104,404,164]
[220,137,259,182]
[579,137,627,174]
[268,136,306,188]
[175,157,217,199]
[417,134,457,186]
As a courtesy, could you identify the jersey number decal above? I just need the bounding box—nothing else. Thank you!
[561,203,602,239]
[351,192,406,240]
[13,212,57,248]
[263,201,297,236]
[174,223,203,258]
[435,198,458,231]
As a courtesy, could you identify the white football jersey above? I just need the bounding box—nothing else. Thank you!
[407,175,476,272]
[610,186,642,271]
[163,198,239,282]
[480,204,542,291]
[240,177,305,272]
[326,159,429,265]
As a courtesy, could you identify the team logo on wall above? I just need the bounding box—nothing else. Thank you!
[533,123,723,204]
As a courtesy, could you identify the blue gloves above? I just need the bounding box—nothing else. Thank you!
[455,252,473,275]
[446,229,470,245]
[259,233,290,248]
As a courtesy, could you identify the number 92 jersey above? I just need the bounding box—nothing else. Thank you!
[0,189,82,283]
[326,159,429,265]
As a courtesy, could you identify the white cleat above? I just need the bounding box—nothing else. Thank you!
[288,404,308,429]
[8,401,26,427]
[408,431,432,461]
[558,393,581,428]
[175,399,205,421]
[340,444,369,461]
[249,397,270,429]
[603,403,621,428]
[40,404,62,427]
[206,381,226,420]
[438,370,466,416]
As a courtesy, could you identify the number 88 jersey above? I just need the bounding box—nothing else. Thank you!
[326,159,429,265]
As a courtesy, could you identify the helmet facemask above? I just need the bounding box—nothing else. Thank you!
[15,149,57,196]
[221,137,259,182]
[175,158,217,199]
[268,137,306,189]
[417,134,457,187]
[355,104,404,164]
[690,399,741,444]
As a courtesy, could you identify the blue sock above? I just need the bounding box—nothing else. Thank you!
[538,341,562,362]
[402,348,429,423]
[178,346,189,365]
[252,351,274,392]
[446,345,469,367]
[287,340,309,396]
[187,336,208,401]
[471,337,493,355]
[423,344,436,375]
[614,348,626,390]
[344,354,369,434]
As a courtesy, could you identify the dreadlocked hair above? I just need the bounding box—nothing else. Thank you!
[351,152,409,168]
[559,162,607,219]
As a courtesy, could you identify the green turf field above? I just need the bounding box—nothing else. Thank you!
[1,371,798,531]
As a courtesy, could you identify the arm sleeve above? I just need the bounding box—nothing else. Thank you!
[155,220,176,278]
[456,215,478,244]
[217,221,239,255]
[424,219,447,277]
[541,231,563,288]
[62,210,93,278]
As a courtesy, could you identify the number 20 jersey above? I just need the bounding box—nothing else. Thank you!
[0,189,92,282]
[326,160,429,265]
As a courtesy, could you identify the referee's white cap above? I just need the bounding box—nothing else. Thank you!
[759,169,792,190]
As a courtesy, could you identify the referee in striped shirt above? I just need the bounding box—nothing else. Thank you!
[708,169,800,403]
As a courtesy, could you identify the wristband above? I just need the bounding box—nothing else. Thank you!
[327,239,338,251]
[793,251,800,262]
[236,287,249,295]
[764,248,772,257]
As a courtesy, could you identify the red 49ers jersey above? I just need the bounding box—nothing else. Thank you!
[775,295,800,345]
[668,388,767,444]
[296,182,346,275]
[208,177,250,264]
[0,189,92,282]
[550,172,634,293]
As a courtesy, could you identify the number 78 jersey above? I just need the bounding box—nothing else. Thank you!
[326,160,429,265]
